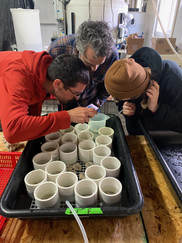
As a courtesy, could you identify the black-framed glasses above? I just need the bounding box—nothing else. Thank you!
[67,87,81,99]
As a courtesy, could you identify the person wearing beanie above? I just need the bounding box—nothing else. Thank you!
[105,47,182,134]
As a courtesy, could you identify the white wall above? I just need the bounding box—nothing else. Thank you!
[126,11,146,36]
[34,0,182,50]
[35,0,58,49]
[35,0,129,47]
[66,0,128,40]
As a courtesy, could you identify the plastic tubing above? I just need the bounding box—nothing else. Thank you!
[151,0,182,65]
[65,200,89,243]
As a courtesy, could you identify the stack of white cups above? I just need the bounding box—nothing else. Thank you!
[24,123,122,208]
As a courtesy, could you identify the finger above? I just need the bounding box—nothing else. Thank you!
[151,80,159,90]
[123,109,134,116]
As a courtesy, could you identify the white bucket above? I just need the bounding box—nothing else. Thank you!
[10,8,43,52]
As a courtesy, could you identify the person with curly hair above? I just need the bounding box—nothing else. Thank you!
[48,20,119,110]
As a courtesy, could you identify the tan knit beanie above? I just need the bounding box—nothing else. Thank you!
[104,58,150,99]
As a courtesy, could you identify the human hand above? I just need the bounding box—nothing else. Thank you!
[67,107,97,123]
[146,80,159,113]
[123,101,136,116]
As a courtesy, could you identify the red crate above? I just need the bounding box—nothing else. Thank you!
[0,152,22,230]
[0,151,22,168]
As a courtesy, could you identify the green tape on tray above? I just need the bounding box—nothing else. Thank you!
[65,207,103,215]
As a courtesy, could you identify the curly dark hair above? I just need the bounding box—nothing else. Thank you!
[47,54,89,88]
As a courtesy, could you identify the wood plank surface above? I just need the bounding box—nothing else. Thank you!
[127,136,182,243]
[0,215,146,243]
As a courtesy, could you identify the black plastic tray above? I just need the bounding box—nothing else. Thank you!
[138,120,182,205]
[0,116,144,219]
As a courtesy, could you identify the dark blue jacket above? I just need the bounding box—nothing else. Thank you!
[119,47,182,133]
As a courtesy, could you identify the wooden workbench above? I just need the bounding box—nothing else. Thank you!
[0,135,182,242]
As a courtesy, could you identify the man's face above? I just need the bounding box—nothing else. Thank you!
[53,80,86,104]
[80,46,106,72]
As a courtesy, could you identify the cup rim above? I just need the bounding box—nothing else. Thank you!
[95,135,112,145]
[89,113,107,122]
[45,160,66,175]
[78,130,94,139]
[41,141,59,152]
[101,156,121,171]
[99,177,122,197]
[98,127,114,136]
[45,131,61,140]
[74,179,98,198]
[78,140,95,150]
[24,169,46,186]
[33,152,52,165]
[75,123,89,129]
[93,145,111,156]
[59,125,75,134]
[34,181,58,202]
[85,165,106,181]
[59,142,77,153]
[56,171,78,189]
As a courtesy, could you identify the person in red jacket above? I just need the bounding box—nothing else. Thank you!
[0,51,97,143]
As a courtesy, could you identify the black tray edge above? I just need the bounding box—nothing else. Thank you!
[0,117,144,218]
[138,120,182,205]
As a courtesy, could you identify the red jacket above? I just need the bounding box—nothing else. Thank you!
[0,51,70,143]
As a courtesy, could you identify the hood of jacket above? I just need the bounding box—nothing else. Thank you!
[130,47,162,82]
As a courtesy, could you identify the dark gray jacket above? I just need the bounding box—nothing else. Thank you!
[118,47,182,134]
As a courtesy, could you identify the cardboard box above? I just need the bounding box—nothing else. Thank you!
[151,38,176,54]
[126,38,144,55]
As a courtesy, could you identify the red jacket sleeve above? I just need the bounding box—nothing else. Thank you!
[0,69,71,143]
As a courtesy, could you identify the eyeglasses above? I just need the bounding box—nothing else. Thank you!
[67,87,81,99]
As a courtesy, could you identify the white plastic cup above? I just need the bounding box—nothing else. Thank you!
[41,141,59,160]
[61,133,77,145]
[40,141,59,160]
[99,177,122,204]
[93,145,111,166]
[95,135,112,149]
[78,130,94,143]
[98,127,114,139]
[34,181,59,209]
[78,140,95,162]
[59,142,77,164]
[24,169,47,199]
[59,125,75,135]
[56,171,78,202]
[45,132,62,145]
[45,161,66,182]
[85,165,106,186]
[101,156,121,178]
[32,152,52,170]
[75,123,89,135]
[74,179,98,207]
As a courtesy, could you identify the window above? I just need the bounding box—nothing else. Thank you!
[154,0,179,37]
